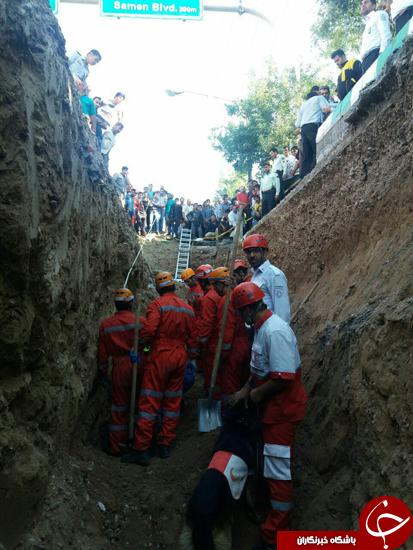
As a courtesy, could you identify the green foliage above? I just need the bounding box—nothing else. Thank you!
[312,0,364,55]
[210,63,319,177]
[216,171,248,199]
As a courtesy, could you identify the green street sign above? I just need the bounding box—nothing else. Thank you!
[100,0,203,20]
[49,0,58,13]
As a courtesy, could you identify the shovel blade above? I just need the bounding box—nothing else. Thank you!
[198,397,222,433]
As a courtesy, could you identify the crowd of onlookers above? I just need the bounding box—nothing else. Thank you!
[68,0,413,226]
[68,49,125,169]
[112,143,301,239]
[296,0,413,179]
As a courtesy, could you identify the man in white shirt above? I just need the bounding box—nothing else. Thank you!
[295,91,331,178]
[101,122,124,170]
[269,148,285,204]
[98,92,126,126]
[242,233,291,324]
[392,0,413,32]
[68,50,102,86]
[260,161,277,217]
[360,0,392,72]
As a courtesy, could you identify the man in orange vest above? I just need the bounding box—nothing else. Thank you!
[230,282,307,550]
[98,288,141,456]
[122,272,195,466]
[181,268,204,317]
[196,267,229,391]
[194,264,213,295]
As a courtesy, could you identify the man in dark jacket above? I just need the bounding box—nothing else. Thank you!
[331,49,363,101]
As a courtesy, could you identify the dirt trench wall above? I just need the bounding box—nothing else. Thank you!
[254,39,413,530]
[0,1,140,545]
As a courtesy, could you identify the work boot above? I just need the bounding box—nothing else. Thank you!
[121,449,151,466]
[158,445,170,459]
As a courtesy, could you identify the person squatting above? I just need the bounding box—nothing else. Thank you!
[98,234,308,549]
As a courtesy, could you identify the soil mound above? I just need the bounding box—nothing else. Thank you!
[254,37,413,533]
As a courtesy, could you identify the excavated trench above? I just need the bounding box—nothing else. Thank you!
[0,2,412,549]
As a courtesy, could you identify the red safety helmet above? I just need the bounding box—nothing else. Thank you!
[195,264,213,280]
[232,282,265,309]
[233,259,249,271]
[242,234,269,250]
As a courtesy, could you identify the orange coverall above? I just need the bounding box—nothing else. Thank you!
[134,292,195,451]
[196,286,223,389]
[219,293,251,401]
[98,310,141,454]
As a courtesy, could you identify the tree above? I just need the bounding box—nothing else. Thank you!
[312,0,363,55]
[216,171,248,199]
[211,63,319,177]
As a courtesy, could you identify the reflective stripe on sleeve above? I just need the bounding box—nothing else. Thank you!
[141,389,163,398]
[162,410,180,418]
[103,323,142,335]
[164,390,183,398]
[271,499,293,512]
[160,305,195,317]
[109,423,128,432]
[263,444,291,481]
[137,411,158,420]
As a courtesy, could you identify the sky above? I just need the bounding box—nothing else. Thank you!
[57,0,329,201]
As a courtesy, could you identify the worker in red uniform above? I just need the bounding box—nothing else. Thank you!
[230,282,307,550]
[197,267,227,391]
[98,288,141,456]
[194,264,213,295]
[181,267,204,317]
[219,276,251,405]
[122,272,195,466]
[232,259,251,285]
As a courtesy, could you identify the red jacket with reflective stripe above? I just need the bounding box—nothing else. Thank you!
[197,287,222,346]
[219,291,250,356]
[141,292,195,352]
[188,283,204,317]
[98,310,139,368]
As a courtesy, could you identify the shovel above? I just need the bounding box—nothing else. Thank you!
[198,206,244,432]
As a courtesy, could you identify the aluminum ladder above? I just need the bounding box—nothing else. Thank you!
[174,228,192,280]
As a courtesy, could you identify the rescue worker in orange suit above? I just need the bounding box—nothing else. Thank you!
[233,259,251,285]
[98,288,141,456]
[181,268,204,317]
[194,264,213,295]
[219,268,251,404]
[197,267,227,391]
[230,282,307,550]
[122,272,196,466]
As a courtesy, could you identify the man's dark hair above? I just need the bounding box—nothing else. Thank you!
[331,49,345,59]
[270,147,278,153]
[114,122,124,130]
[306,91,318,100]
[115,301,132,311]
[89,49,102,61]
[310,85,320,93]
[122,165,128,171]
[93,96,102,102]
[115,92,126,99]
[320,85,330,93]
[158,285,175,295]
